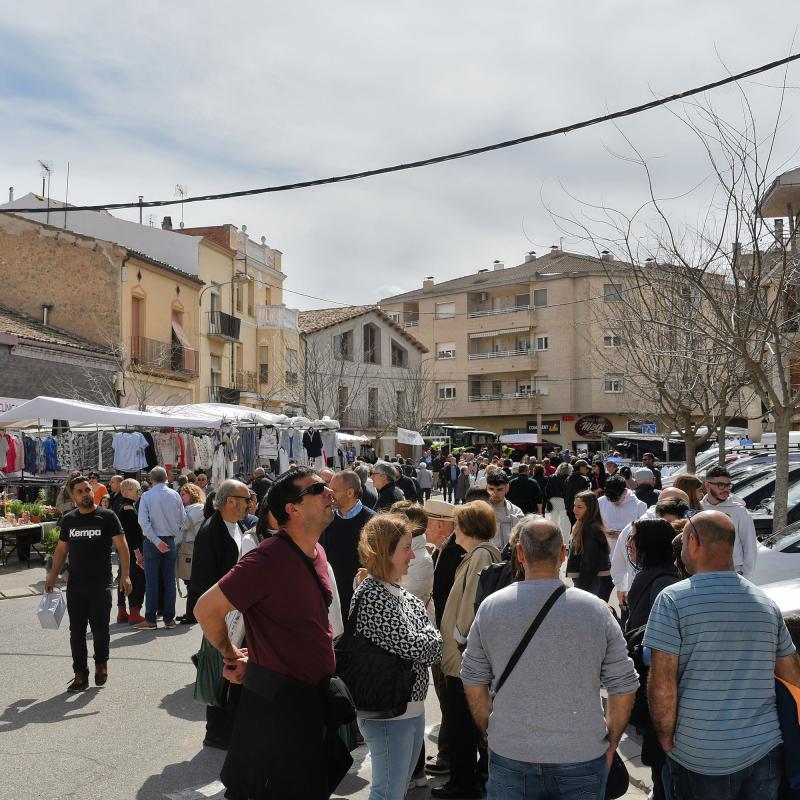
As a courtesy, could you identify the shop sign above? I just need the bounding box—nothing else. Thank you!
[563,415,575,421]
[526,419,561,435]
[575,415,613,439]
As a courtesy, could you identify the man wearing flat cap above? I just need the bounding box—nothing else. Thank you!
[633,468,660,508]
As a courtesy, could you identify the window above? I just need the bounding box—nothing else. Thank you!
[515,293,530,309]
[492,380,502,397]
[435,301,456,320]
[387,312,400,323]
[604,376,624,393]
[391,340,408,368]
[516,338,530,351]
[533,288,547,308]
[258,345,269,384]
[470,379,482,397]
[604,283,624,302]
[363,323,380,364]
[603,332,622,348]
[518,382,532,396]
[535,335,549,351]
[246,283,254,317]
[286,348,298,386]
[436,341,456,359]
[235,283,243,312]
[396,390,407,416]
[438,385,457,400]
[334,330,353,360]
[533,379,549,396]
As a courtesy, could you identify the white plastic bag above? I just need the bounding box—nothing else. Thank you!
[37,590,66,629]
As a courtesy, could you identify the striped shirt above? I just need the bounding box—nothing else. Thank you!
[644,572,795,775]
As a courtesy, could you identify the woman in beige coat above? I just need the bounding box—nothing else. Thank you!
[437,501,501,799]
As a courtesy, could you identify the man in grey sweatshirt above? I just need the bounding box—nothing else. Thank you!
[461,518,638,800]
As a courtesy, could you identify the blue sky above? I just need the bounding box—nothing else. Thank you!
[2,3,800,306]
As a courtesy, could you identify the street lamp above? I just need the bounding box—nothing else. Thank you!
[198,272,249,306]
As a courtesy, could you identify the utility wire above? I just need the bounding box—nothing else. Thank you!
[4,51,800,215]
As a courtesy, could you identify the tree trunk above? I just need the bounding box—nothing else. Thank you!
[716,418,727,465]
[772,409,792,533]
[684,436,697,474]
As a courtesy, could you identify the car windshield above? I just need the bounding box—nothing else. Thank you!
[738,465,800,507]
[762,520,800,550]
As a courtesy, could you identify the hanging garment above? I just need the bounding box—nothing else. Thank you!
[303,430,324,459]
[101,432,114,471]
[153,432,180,468]
[278,446,289,475]
[43,437,60,472]
[13,434,24,471]
[112,431,149,472]
[22,435,38,474]
[2,434,14,473]
[142,432,159,469]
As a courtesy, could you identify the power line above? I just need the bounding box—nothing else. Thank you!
[4,51,800,215]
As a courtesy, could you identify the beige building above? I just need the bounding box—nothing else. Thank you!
[177,223,301,413]
[0,209,201,407]
[380,248,647,451]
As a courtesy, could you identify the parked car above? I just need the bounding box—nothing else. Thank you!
[750,523,800,618]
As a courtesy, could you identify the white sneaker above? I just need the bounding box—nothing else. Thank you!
[407,775,427,790]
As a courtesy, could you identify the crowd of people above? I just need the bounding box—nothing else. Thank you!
[44,445,800,800]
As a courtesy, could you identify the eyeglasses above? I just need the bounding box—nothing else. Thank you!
[706,481,732,489]
[290,482,328,502]
[230,495,252,502]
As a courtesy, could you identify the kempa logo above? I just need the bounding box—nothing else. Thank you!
[70,529,103,539]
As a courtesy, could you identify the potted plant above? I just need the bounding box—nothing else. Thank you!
[27,503,44,523]
[6,499,23,518]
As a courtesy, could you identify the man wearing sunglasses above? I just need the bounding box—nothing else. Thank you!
[699,466,757,578]
[194,468,346,799]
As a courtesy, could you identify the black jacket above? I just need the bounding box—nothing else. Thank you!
[190,511,240,598]
[361,484,378,510]
[635,485,660,509]
[506,475,544,514]
[431,534,466,628]
[396,475,420,502]
[626,567,679,631]
[546,474,567,499]
[564,472,592,514]
[375,482,404,511]
[565,524,610,589]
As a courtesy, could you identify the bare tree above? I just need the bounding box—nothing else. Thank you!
[555,83,800,529]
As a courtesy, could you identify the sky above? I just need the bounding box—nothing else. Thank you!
[2,2,800,309]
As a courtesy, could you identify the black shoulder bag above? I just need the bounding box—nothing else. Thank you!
[277,534,356,728]
[334,589,415,719]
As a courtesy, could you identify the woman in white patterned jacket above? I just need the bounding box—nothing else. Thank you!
[351,513,442,800]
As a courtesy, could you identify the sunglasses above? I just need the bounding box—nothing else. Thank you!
[291,482,327,502]
[706,481,732,489]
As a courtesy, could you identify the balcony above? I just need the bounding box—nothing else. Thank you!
[468,304,531,319]
[337,406,416,430]
[208,386,241,404]
[234,370,258,393]
[468,390,541,401]
[256,304,300,332]
[129,337,199,380]
[207,311,241,341]
[467,348,531,360]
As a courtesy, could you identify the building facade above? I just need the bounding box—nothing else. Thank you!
[299,305,428,444]
[379,248,647,451]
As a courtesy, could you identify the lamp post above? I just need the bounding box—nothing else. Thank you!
[197,272,248,306]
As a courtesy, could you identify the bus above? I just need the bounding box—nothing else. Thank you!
[424,424,498,451]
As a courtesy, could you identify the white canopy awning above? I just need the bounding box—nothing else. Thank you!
[142,403,284,426]
[0,396,224,430]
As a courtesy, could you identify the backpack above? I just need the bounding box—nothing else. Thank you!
[474,541,515,613]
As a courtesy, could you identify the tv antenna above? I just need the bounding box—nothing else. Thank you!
[38,160,54,224]
[175,184,188,228]
[147,213,157,227]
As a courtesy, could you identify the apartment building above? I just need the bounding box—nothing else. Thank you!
[379,247,640,451]
[176,223,302,413]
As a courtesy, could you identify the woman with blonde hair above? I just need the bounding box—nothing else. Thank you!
[176,481,206,625]
[672,474,703,510]
[565,490,612,600]
[438,501,501,797]
[352,514,442,800]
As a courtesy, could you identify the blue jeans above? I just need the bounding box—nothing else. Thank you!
[487,752,608,800]
[359,713,425,800]
[143,537,176,623]
[667,747,783,800]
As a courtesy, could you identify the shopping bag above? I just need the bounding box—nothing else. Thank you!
[193,636,225,707]
[37,590,66,629]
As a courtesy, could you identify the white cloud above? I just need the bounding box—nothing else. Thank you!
[2,2,798,308]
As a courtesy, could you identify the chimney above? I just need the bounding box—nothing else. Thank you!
[493,259,504,271]
[600,250,613,262]
[422,276,434,292]
[8,187,13,202]
[550,244,560,254]
[775,218,784,244]
[162,216,173,230]
[525,251,536,263]
[41,304,53,327]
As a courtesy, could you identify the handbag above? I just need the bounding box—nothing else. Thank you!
[606,750,629,799]
[176,541,194,581]
[334,591,415,718]
[193,636,225,707]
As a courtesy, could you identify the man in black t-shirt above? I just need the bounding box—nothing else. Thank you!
[45,475,132,692]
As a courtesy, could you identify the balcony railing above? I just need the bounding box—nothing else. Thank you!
[208,386,241,404]
[235,370,258,393]
[207,310,241,341]
[468,391,541,402]
[467,348,532,360]
[256,304,300,332]
[467,304,532,319]
[129,337,199,379]
[336,407,416,430]
[404,320,420,327]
